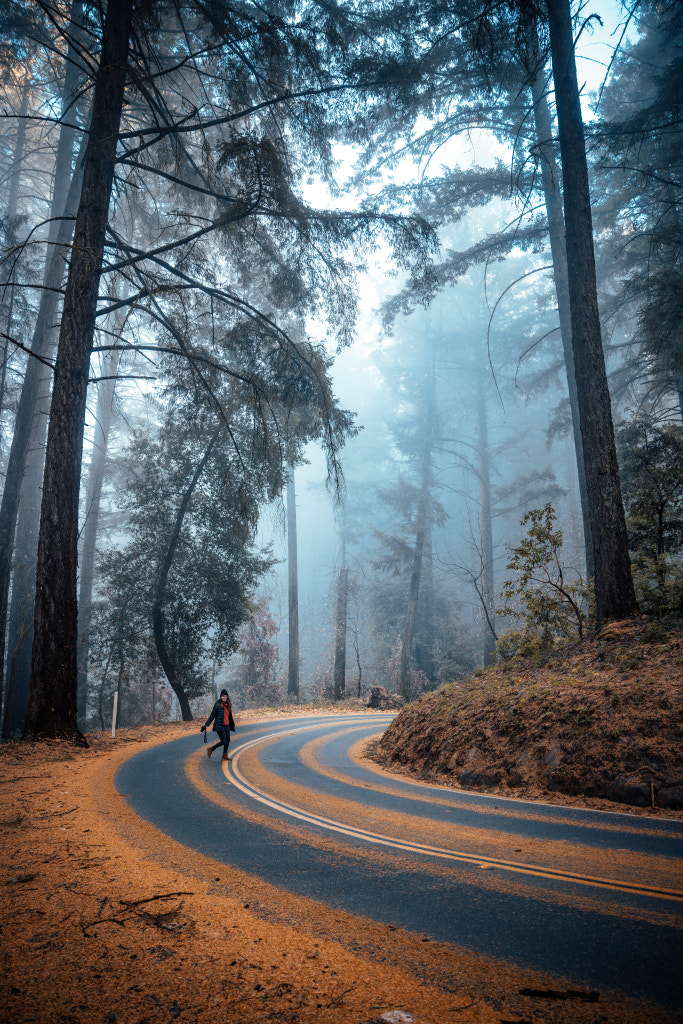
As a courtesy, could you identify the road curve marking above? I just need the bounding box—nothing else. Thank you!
[225,723,683,905]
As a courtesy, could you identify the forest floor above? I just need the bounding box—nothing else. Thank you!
[1,625,682,1024]
[371,616,683,816]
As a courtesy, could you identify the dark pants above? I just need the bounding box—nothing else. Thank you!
[212,725,230,754]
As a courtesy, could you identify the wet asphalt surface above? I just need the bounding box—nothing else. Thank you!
[116,714,683,1010]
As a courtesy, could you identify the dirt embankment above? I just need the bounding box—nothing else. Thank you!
[374,618,683,812]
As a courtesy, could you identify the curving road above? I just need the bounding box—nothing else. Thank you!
[116,713,683,1010]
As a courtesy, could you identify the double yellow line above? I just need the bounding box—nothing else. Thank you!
[225,724,683,905]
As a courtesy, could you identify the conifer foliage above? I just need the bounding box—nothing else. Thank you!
[1,0,681,734]
[0,0,431,739]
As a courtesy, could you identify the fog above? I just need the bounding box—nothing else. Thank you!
[1,0,679,736]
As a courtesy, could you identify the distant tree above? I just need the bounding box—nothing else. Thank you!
[370,461,473,691]
[86,580,166,731]
[473,358,496,666]
[96,414,275,719]
[429,287,566,669]
[235,596,282,708]
[287,467,300,700]
[76,341,121,725]
[369,337,445,698]
[333,532,349,702]
[355,0,638,624]
[398,361,436,700]
[594,1,683,420]
[617,418,683,615]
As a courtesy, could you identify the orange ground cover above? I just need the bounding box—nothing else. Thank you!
[0,715,679,1024]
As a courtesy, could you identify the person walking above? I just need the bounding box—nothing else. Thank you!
[201,688,235,761]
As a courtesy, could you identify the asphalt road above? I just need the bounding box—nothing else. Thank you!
[116,713,683,1010]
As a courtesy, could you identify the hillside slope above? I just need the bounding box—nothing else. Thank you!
[373,618,683,811]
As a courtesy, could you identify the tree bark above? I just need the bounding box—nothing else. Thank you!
[545,0,637,624]
[3,4,89,727]
[25,0,133,741]
[152,430,220,723]
[527,33,594,579]
[287,467,299,699]
[2,446,43,739]
[0,103,89,727]
[76,344,120,724]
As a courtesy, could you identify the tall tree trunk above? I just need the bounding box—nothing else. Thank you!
[3,79,29,222]
[414,510,436,680]
[476,368,496,667]
[333,534,348,702]
[77,344,120,724]
[115,648,124,729]
[287,467,299,699]
[25,0,133,742]
[2,447,43,739]
[0,78,30,427]
[545,0,637,624]
[399,475,430,701]
[528,33,594,579]
[399,365,435,700]
[0,81,89,726]
[7,40,106,738]
[152,430,220,723]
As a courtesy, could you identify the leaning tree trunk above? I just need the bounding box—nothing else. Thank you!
[528,32,594,580]
[333,534,348,702]
[77,344,121,724]
[545,0,637,624]
[24,0,133,742]
[287,467,300,700]
[152,430,221,723]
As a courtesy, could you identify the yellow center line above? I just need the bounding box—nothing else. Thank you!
[223,724,683,905]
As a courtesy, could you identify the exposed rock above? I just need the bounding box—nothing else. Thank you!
[657,786,683,809]
[459,769,501,789]
[367,687,403,710]
[598,777,652,807]
[543,740,562,769]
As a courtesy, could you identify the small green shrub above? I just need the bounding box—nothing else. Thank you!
[497,504,589,661]
[631,555,683,618]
